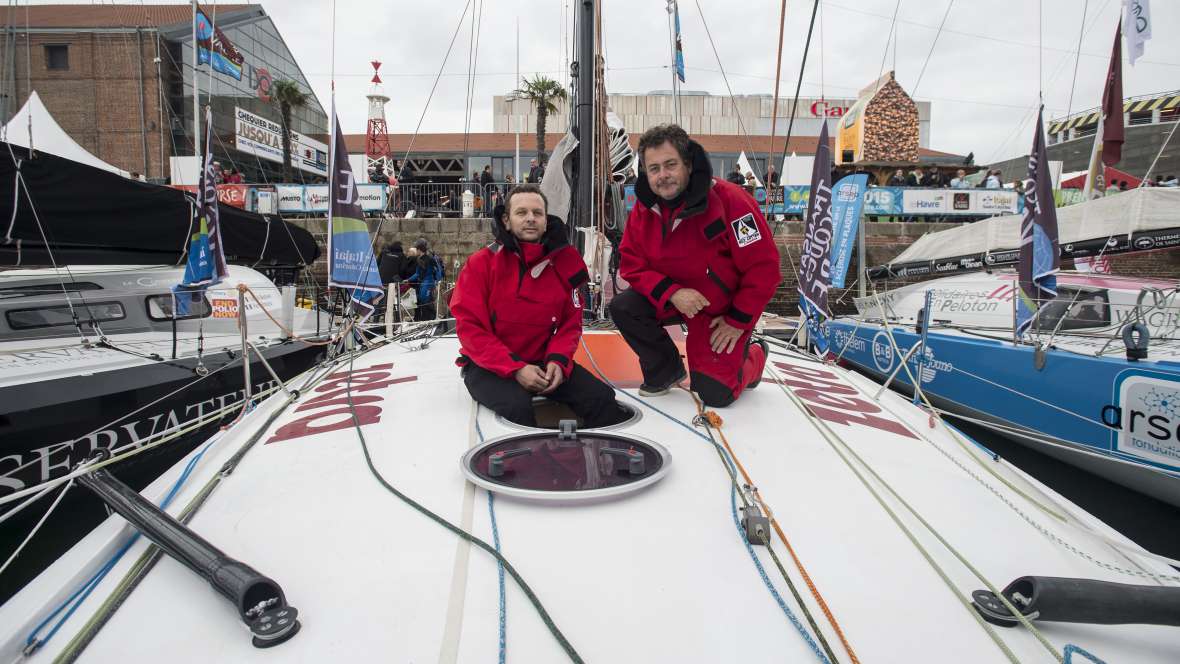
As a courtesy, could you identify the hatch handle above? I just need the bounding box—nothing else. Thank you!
[489,448,533,477]
[600,447,646,475]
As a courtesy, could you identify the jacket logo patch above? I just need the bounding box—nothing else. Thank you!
[572,290,581,309]
[530,259,551,278]
[732,214,761,247]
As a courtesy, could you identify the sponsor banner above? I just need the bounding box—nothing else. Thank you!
[303,184,386,212]
[765,187,1019,216]
[173,184,250,209]
[276,185,306,212]
[211,298,239,318]
[1111,371,1180,470]
[233,107,328,177]
[829,174,868,288]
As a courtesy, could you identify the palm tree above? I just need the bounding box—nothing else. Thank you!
[270,79,309,182]
[509,75,567,165]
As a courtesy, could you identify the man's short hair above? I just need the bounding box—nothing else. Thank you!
[637,124,692,166]
[413,238,428,252]
[504,183,548,214]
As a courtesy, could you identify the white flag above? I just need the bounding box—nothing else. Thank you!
[1123,0,1151,66]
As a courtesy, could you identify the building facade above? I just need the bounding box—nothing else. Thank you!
[0,4,326,184]
[989,90,1180,183]
[494,91,933,149]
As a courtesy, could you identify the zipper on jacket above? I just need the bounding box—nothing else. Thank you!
[706,267,733,295]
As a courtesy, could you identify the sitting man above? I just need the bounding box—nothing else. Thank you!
[610,124,780,407]
[451,184,628,428]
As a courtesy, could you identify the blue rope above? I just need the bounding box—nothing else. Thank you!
[579,339,829,663]
[24,436,219,654]
[1064,644,1106,664]
[475,408,508,664]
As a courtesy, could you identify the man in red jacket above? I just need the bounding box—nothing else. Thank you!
[610,124,780,407]
[451,184,627,427]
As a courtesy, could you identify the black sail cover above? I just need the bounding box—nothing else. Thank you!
[0,142,319,267]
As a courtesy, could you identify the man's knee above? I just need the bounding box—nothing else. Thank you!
[690,371,736,408]
[609,289,649,321]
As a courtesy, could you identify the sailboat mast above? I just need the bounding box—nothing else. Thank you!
[573,0,595,244]
[191,0,200,158]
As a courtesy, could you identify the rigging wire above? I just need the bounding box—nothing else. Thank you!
[875,0,902,91]
[776,0,821,176]
[400,0,474,166]
[910,0,954,98]
[691,0,765,184]
[764,0,790,190]
[1065,0,1092,121]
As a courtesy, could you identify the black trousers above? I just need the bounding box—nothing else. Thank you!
[463,361,627,428]
[608,289,684,386]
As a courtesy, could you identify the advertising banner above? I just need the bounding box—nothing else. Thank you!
[276,185,306,212]
[172,184,250,209]
[303,184,386,212]
[234,107,328,177]
[828,174,869,288]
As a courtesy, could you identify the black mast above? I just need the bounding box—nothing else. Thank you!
[571,0,595,247]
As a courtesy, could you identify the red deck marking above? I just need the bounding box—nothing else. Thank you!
[774,361,916,439]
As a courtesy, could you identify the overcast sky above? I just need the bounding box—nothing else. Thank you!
[45,1,1180,163]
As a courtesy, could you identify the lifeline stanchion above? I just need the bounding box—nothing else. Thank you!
[238,284,252,404]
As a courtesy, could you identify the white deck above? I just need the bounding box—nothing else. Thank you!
[2,333,1176,662]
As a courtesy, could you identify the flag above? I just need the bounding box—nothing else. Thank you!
[1083,20,1125,197]
[1123,0,1151,65]
[797,121,833,355]
[195,4,245,80]
[1016,109,1060,338]
[673,1,686,83]
[327,103,383,320]
[175,106,228,313]
[1101,19,1125,166]
[828,173,869,288]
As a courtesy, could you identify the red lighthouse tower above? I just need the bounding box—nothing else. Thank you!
[365,61,392,177]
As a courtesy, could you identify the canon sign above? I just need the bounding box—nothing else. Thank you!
[810,100,848,118]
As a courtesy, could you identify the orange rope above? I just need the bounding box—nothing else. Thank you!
[690,392,861,664]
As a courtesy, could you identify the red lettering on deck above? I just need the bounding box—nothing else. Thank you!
[267,363,416,444]
[774,362,916,439]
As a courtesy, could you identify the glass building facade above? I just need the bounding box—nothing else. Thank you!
[161,8,327,183]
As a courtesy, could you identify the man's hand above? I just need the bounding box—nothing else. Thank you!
[539,362,565,394]
[514,364,550,393]
[670,288,710,318]
[709,317,744,354]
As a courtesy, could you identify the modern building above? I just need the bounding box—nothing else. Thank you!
[494,90,934,149]
[0,3,326,183]
[988,90,1180,183]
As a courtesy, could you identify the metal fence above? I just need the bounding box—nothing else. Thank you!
[386,182,516,218]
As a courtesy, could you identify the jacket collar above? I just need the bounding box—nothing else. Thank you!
[634,138,714,219]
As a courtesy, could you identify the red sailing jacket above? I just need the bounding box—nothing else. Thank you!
[452,216,589,378]
[619,140,781,330]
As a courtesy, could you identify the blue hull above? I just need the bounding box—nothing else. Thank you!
[827,320,1180,504]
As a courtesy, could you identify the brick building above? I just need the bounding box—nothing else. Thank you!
[0,3,326,183]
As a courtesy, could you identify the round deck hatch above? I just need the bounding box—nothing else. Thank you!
[460,430,671,501]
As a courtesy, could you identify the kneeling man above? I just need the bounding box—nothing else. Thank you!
[451,184,627,427]
[610,124,780,407]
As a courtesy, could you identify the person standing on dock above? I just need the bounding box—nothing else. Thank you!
[451,184,628,428]
[610,124,780,407]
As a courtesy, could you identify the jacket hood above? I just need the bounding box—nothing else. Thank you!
[634,138,714,217]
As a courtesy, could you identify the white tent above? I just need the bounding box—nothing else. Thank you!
[2,91,130,177]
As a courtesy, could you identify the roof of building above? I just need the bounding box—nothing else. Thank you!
[1049,90,1180,134]
[331,132,960,160]
[0,4,257,29]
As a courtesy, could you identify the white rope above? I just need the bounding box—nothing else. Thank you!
[0,479,73,577]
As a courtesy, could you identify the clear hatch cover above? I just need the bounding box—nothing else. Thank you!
[460,430,671,502]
